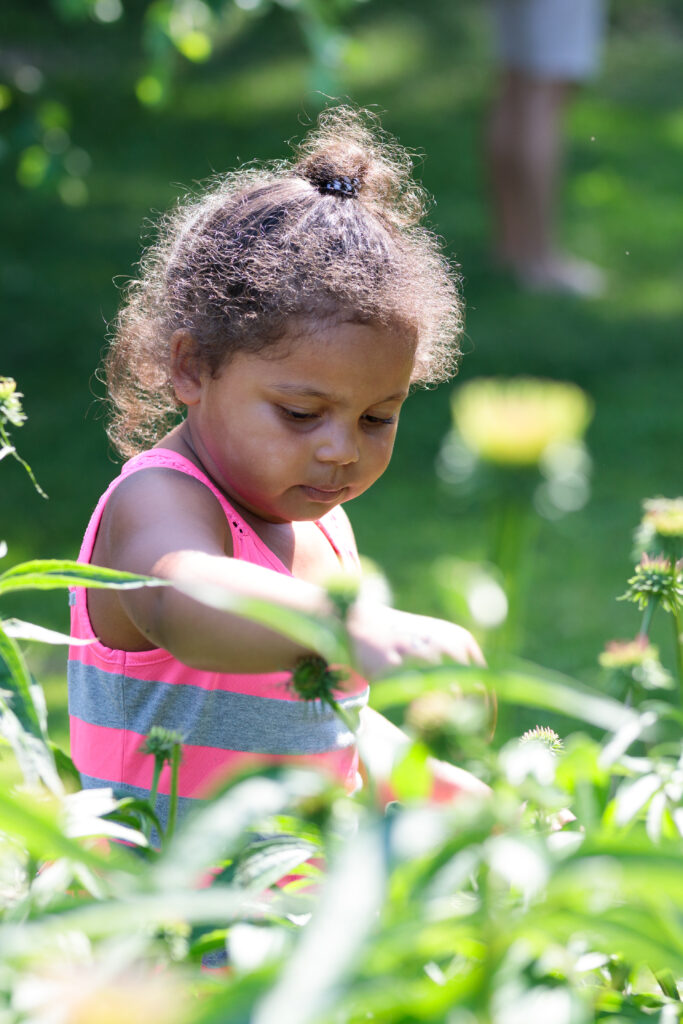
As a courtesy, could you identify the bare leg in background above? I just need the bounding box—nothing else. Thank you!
[487,68,605,296]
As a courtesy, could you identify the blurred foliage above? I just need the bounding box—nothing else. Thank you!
[1,0,371,203]
[1,446,683,1020]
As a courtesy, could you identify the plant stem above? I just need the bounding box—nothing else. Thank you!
[637,599,658,639]
[490,486,536,655]
[164,742,182,845]
[146,757,163,841]
[671,603,683,705]
[0,423,47,498]
[326,695,379,805]
[325,696,359,739]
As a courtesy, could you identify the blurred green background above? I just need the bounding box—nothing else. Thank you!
[1,0,681,748]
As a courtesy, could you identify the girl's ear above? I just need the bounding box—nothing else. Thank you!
[170,330,202,405]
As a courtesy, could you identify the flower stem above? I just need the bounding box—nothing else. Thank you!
[671,603,683,705]
[145,757,163,841]
[490,488,536,655]
[637,599,658,639]
[325,695,359,739]
[164,742,182,846]
[0,422,47,498]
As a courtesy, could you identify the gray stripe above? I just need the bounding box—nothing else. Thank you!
[68,660,367,756]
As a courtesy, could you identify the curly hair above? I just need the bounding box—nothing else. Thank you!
[105,106,463,457]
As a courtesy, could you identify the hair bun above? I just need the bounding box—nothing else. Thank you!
[292,106,425,228]
[320,174,361,198]
[296,148,367,198]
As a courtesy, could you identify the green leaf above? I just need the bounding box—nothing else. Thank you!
[549,837,683,918]
[188,928,230,962]
[0,618,43,736]
[599,711,658,767]
[107,796,163,837]
[2,617,94,645]
[174,578,350,665]
[645,789,668,843]
[370,660,639,733]
[0,787,112,871]
[654,968,679,1000]
[48,741,82,790]
[233,836,319,892]
[250,825,386,1024]
[614,773,662,826]
[529,904,683,975]
[390,741,432,802]
[0,693,61,791]
[0,885,272,957]
[155,771,324,891]
[0,559,166,595]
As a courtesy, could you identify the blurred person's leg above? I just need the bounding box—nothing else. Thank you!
[488,0,606,295]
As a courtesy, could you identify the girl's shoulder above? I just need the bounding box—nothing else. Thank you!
[94,449,235,563]
[118,449,245,524]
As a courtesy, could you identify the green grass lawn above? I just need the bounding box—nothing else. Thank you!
[1,0,681,747]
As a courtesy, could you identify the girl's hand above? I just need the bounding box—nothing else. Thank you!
[348,603,485,679]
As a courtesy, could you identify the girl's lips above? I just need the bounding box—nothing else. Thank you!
[300,485,347,503]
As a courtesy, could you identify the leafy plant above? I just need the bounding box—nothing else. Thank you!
[2,382,683,1023]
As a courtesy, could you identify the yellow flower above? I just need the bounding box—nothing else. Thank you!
[451,378,593,467]
[642,497,683,539]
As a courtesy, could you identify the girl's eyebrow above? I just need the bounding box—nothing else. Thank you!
[270,383,409,403]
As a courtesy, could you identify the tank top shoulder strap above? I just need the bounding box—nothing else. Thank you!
[78,448,359,576]
[123,451,361,574]
[126,448,273,565]
[77,448,259,566]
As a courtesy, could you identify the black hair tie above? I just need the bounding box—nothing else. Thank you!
[321,175,360,198]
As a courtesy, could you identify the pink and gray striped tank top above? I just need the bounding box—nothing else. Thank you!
[68,449,369,828]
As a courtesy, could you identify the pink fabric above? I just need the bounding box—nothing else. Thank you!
[70,720,359,799]
[68,448,367,800]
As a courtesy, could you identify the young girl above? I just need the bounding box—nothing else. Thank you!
[68,107,488,828]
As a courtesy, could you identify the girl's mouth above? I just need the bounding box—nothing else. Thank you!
[300,485,347,503]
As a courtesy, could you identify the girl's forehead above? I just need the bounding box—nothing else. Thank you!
[271,316,416,361]
[227,320,416,397]
[286,319,412,365]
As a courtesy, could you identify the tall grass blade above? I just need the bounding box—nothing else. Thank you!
[252,825,386,1024]
[0,559,166,594]
[175,578,350,664]
[370,662,639,732]
[0,620,43,736]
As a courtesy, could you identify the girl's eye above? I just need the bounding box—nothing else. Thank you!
[279,406,318,422]
[363,415,395,426]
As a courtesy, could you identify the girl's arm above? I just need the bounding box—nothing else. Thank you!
[97,468,335,672]
[100,468,485,676]
[359,706,491,803]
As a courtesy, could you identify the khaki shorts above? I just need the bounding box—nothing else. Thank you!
[492,0,606,81]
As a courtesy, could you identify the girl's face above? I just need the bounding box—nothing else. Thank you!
[176,320,416,523]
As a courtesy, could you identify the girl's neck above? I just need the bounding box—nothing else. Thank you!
[155,423,293,537]
[154,423,344,580]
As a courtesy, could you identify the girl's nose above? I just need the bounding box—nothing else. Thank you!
[315,424,360,465]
